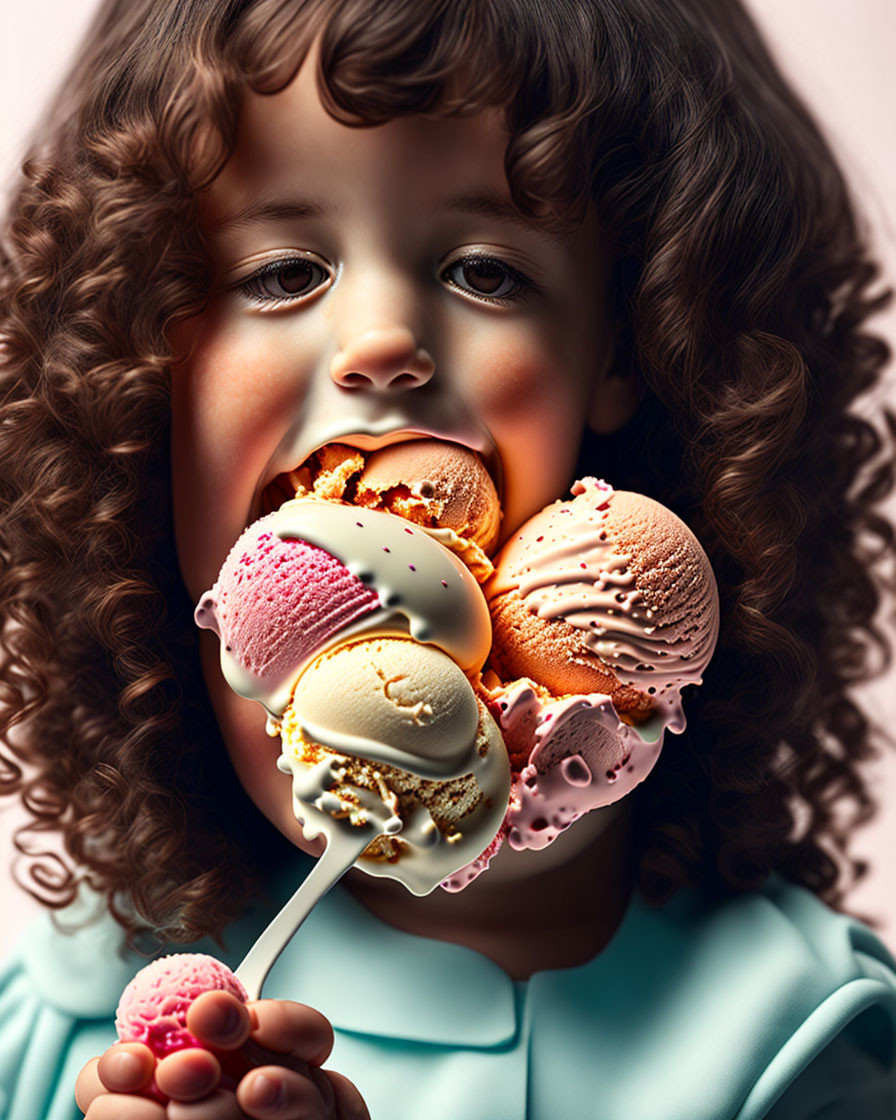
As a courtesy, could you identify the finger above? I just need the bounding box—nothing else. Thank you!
[95,1043,155,1093]
[324,1070,371,1120]
[75,1057,104,1113]
[247,1000,334,1065]
[155,1047,222,1102]
[236,1064,329,1119]
[168,1089,245,1120]
[82,1093,166,1119]
[187,990,254,1050]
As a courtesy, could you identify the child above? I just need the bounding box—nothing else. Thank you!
[1,0,894,1117]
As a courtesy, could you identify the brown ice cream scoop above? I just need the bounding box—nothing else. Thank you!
[355,440,501,554]
[485,479,719,723]
[289,439,502,572]
[487,593,653,719]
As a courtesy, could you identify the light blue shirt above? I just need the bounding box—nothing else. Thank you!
[1,870,895,1119]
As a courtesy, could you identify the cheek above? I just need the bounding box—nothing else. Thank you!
[170,306,310,594]
[466,335,592,530]
[468,331,587,425]
[172,307,291,482]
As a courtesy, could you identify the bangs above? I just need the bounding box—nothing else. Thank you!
[229,0,602,222]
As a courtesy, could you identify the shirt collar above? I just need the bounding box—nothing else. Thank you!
[265,879,520,1046]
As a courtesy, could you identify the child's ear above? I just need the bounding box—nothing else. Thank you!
[586,359,643,435]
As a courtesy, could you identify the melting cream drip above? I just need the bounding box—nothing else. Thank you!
[274,697,509,896]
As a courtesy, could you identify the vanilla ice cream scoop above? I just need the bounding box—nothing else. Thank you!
[278,636,510,895]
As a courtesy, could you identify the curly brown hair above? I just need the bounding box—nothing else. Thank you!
[0,0,892,947]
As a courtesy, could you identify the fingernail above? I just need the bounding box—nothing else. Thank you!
[179,1072,217,1099]
[218,1002,244,1041]
[253,1073,283,1109]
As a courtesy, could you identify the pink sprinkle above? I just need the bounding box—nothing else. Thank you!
[441,579,448,587]
[409,564,416,571]
[383,546,390,553]
[404,527,414,534]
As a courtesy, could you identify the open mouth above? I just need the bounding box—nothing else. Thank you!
[260,441,370,516]
[259,434,504,562]
[262,433,502,512]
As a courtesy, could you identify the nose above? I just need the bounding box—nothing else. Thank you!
[330,323,435,391]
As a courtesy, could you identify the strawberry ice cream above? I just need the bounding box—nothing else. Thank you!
[195,498,492,716]
[115,953,248,1058]
[195,520,380,689]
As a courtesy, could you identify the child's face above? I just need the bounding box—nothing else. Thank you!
[171,58,630,863]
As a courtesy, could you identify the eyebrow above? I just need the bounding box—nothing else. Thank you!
[444,190,566,246]
[209,190,565,245]
[208,199,327,235]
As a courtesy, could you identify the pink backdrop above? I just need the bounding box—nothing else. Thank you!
[1,0,894,957]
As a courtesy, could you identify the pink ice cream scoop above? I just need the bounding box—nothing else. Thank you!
[195,513,380,690]
[115,953,248,1057]
[196,499,492,716]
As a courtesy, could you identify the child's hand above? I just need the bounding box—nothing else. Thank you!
[74,990,370,1119]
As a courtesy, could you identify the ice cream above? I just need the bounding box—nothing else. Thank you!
[194,521,380,704]
[115,953,248,1057]
[278,636,509,893]
[195,497,508,895]
[487,478,718,725]
[275,440,501,576]
[197,471,719,893]
[196,498,492,717]
[179,466,718,997]
[355,440,501,554]
[443,477,719,888]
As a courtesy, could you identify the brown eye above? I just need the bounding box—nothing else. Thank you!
[239,258,330,304]
[275,262,317,294]
[461,260,506,294]
[442,255,530,302]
